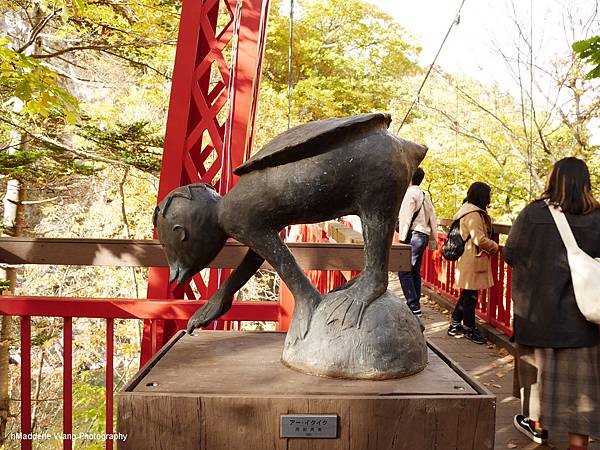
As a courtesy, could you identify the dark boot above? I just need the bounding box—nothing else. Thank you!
[463,326,486,344]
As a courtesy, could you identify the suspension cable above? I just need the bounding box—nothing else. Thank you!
[528,0,534,200]
[287,0,294,129]
[397,0,467,133]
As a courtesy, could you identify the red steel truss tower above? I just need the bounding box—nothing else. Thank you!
[142,0,271,363]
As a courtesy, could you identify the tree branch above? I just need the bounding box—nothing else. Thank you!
[435,69,520,139]
[102,50,171,79]
[0,117,128,167]
[31,44,114,59]
[419,100,544,191]
[30,42,171,79]
[16,11,57,53]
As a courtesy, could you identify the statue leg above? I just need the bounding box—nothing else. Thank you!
[357,208,395,296]
[237,229,321,343]
[187,249,264,333]
[325,207,396,329]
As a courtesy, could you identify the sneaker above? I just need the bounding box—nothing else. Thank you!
[447,322,464,337]
[463,326,486,344]
[411,308,422,317]
[513,415,548,444]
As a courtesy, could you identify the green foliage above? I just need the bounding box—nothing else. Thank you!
[573,36,600,79]
[391,66,598,222]
[0,148,46,178]
[0,35,86,181]
[263,0,420,122]
[30,327,60,347]
[0,0,178,185]
[77,121,164,173]
[0,39,79,122]
[72,372,106,438]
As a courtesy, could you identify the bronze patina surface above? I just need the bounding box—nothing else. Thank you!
[154,113,428,377]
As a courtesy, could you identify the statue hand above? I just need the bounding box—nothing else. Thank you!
[187,292,234,333]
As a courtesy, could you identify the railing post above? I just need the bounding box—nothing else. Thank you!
[422,248,430,283]
[481,289,489,320]
[150,320,157,357]
[277,283,294,331]
[63,317,72,450]
[436,249,443,291]
[496,248,506,326]
[487,232,500,324]
[505,265,513,335]
[106,318,114,450]
[20,316,31,450]
[442,255,454,294]
[449,261,457,298]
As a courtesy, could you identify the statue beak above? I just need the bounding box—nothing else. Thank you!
[177,267,193,286]
[168,264,179,284]
[168,263,195,287]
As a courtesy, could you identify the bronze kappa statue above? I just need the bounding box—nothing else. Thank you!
[153,113,427,346]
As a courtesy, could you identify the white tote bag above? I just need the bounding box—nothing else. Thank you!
[548,204,600,324]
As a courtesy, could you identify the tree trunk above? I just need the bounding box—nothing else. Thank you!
[0,136,25,444]
[0,315,15,444]
[0,7,43,440]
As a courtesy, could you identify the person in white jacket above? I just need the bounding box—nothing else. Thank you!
[397,168,438,316]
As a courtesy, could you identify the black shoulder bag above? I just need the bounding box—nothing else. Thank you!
[441,211,486,261]
[441,219,470,260]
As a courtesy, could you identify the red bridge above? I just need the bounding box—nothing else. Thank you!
[0,220,512,449]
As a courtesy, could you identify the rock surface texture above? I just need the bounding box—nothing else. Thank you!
[282,289,428,379]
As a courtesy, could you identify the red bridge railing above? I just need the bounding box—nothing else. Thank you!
[0,233,409,449]
[3,297,277,450]
[278,223,363,329]
[0,220,517,450]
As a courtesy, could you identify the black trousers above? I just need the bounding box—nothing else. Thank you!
[451,289,478,328]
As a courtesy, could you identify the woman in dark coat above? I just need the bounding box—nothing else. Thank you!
[504,158,600,450]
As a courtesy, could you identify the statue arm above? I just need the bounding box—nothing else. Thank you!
[187,249,265,333]
[217,249,265,297]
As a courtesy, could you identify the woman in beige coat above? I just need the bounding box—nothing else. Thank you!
[447,182,499,344]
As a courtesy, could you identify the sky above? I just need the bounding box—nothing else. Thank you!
[364,0,599,93]
[277,0,599,142]
[363,0,600,143]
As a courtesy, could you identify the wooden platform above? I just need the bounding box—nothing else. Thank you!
[118,332,495,449]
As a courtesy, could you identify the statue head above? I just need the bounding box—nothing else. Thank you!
[153,183,228,287]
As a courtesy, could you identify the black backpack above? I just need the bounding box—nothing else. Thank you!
[441,219,471,261]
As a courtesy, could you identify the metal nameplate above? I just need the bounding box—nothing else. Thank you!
[280,414,338,438]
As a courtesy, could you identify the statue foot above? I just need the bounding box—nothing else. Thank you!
[323,295,369,330]
[187,295,233,333]
[324,280,383,330]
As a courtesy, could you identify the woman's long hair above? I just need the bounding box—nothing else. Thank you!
[464,182,491,210]
[541,157,599,215]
